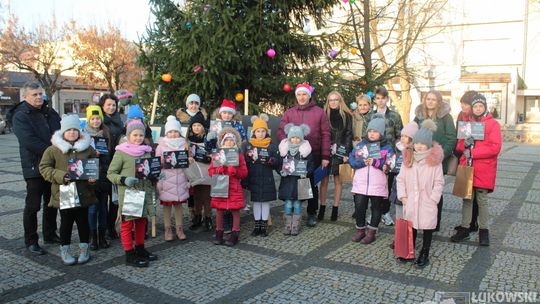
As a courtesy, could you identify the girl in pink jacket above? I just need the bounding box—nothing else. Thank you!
[397,119,445,268]
[156,116,190,241]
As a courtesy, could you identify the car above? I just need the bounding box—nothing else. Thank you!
[0,116,6,134]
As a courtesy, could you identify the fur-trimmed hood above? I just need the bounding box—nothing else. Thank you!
[278,138,312,158]
[217,127,242,148]
[403,142,444,167]
[51,130,92,154]
[176,107,208,124]
[415,102,451,120]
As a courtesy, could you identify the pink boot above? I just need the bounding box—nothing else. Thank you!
[360,227,377,244]
[164,226,173,242]
[351,227,366,242]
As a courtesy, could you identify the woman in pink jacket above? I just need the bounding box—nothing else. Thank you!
[397,119,445,268]
[156,116,190,241]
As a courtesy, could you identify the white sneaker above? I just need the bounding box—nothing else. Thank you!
[381,213,394,226]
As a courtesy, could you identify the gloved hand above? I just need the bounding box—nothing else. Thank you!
[266,157,275,166]
[464,136,475,149]
[280,170,287,177]
[227,166,237,177]
[124,177,139,187]
[463,149,472,160]
[206,131,217,141]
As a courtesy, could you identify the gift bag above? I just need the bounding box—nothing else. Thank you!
[59,182,80,210]
[452,165,474,199]
[210,174,229,198]
[446,155,459,176]
[394,218,415,259]
[185,162,211,186]
[111,184,119,205]
[339,164,354,183]
[122,188,146,217]
[297,178,313,200]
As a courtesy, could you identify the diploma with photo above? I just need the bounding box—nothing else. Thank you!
[211,148,239,167]
[162,150,189,169]
[135,157,162,179]
[209,120,234,134]
[335,144,348,159]
[282,158,308,176]
[67,158,99,180]
[367,142,381,159]
[457,121,485,140]
[91,136,109,154]
[190,143,210,163]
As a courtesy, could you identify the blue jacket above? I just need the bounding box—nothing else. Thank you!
[7,101,61,179]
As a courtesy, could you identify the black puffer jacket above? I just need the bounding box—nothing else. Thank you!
[7,101,61,179]
[329,111,353,156]
[243,140,281,202]
[103,112,124,148]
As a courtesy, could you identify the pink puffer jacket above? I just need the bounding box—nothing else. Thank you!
[156,137,190,203]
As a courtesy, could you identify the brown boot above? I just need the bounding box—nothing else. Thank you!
[213,230,224,245]
[360,227,377,244]
[351,227,366,242]
[176,226,187,241]
[164,226,173,242]
[225,231,239,246]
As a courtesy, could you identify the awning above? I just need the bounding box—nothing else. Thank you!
[459,73,511,83]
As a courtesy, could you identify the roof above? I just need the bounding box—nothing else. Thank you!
[0,71,108,91]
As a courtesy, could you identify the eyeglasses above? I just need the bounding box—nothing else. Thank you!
[328,99,340,102]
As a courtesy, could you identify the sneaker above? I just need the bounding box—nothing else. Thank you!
[381,212,394,226]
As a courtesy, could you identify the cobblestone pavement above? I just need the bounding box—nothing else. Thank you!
[1,133,539,304]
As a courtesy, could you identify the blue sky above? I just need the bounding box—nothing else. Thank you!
[6,0,154,41]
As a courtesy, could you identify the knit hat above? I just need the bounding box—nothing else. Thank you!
[127,104,144,120]
[367,113,386,136]
[126,119,145,135]
[401,121,419,139]
[164,115,182,135]
[471,94,487,108]
[60,114,81,134]
[251,113,269,133]
[86,105,104,122]
[295,83,312,98]
[189,111,208,129]
[413,119,437,148]
[219,99,236,115]
[220,132,236,146]
[284,123,310,141]
[186,94,201,107]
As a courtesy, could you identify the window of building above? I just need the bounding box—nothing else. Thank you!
[524,96,540,123]
[478,91,502,119]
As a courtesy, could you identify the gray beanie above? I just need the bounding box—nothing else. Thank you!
[186,94,201,107]
[285,123,310,141]
[367,113,386,136]
[61,114,81,134]
[413,119,437,148]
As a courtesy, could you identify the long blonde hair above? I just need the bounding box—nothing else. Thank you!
[324,91,351,129]
[421,90,442,120]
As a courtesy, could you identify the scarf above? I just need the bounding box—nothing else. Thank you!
[249,136,271,148]
[329,109,344,130]
[162,137,184,150]
[189,133,205,143]
[288,142,301,156]
[186,109,198,117]
[413,149,430,163]
[84,124,103,137]
[116,142,152,157]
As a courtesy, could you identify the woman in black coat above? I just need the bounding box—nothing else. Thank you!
[318,91,353,221]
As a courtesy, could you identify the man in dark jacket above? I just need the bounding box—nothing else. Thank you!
[7,82,61,255]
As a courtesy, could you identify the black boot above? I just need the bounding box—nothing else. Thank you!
[469,221,479,233]
[190,214,202,231]
[135,245,158,261]
[260,220,269,237]
[90,230,98,251]
[331,206,339,221]
[107,205,118,239]
[204,216,214,232]
[415,249,430,268]
[307,214,317,227]
[125,249,148,267]
[98,228,110,249]
[479,229,490,246]
[250,220,260,236]
[225,231,239,246]
[317,205,326,221]
[450,226,470,243]
[213,230,224,245]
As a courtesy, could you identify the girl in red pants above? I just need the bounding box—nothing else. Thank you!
[107,119,158,267]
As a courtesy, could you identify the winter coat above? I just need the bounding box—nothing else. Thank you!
[454,111,471,157]
[352,110,371,144]
[85,126,113,194]
[348,138,395,197]
[396,143,445,230]
[455,113,501,192]
[8,101,61,179]
[278,139,314,201]
[278,101,331,161]
[414,102,457,174]
[176,107,208,126]
[107,150,156,220]
[39,131,97,208]
[103,112,124,149]
[208,128,248,210]
[155,137,190,203]
[373,108,403,148]
[243,139,281,202]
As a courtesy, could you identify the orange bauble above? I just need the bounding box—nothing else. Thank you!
[161,73,172,82]
[235,93,244,102]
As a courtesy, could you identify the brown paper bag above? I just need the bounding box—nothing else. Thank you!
[446,155,459,176]
[452,165,474,199]
[339,164,354,183]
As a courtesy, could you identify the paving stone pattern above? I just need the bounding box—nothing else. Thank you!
[1,134,539,303]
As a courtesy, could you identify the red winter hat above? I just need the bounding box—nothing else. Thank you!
[295,83,312,97]
[219,99,236,115]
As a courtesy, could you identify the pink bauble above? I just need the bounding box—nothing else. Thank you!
[266,48,276,58]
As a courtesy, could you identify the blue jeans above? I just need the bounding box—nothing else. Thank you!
[88,190,108,231]
[284,200,302,215]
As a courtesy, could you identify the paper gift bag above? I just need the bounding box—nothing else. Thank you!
[184,162,211,186]
[122,189,146,217]
[59,182,80,210]
[111,184,119,205]
[394,218,415,259]
[339,164,354,183]
[452,165,474,199]
[210,174,229,198]
[446,155,459,176]
[297,178,313,200]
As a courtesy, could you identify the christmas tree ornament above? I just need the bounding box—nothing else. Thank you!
[266,48,276,58]
[185,22,192,30]
[350,0,356,3]
[351,48,357,55]
[303,24,311,34]
[367,91,375,98]
[235,92,244,102]
[161,73,172,82]
[343,0,349,3]
[203,4,211,11]
[309,85,315,94]
[283,83,291,93]
[193,65,203,74]
[329,49,338,59]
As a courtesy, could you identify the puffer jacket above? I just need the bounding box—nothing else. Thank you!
[373,108,403,148]
[397,143,445,230]
[155,137,190,203]
[348,138,395,197]
[278,139,314,201]
[39,131,97,208]
[8,100,61,178]
[329,110,353,157]
[414,102,457,173]
[103,111,124,149]
[244,138,281,202]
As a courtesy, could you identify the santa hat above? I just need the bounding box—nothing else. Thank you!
[164,115,182,135]
[295,83,312,98]
[219,99,236,115]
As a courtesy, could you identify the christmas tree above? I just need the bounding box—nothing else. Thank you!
[137,0,337,120]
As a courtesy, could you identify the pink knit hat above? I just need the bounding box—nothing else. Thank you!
[401,121,419,139]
